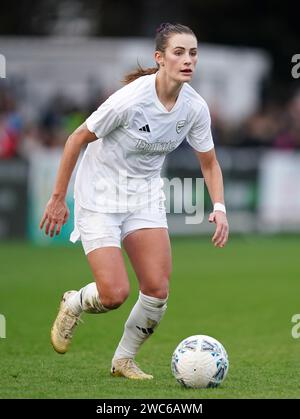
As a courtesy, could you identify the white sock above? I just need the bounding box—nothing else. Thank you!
[66,282,109,315]
[113,291,168,360]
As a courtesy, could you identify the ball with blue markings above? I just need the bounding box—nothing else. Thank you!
[171,335,229,388]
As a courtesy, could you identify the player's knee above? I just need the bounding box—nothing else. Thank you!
[99,285,130,310]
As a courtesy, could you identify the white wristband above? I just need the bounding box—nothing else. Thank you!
[213,202,226,214]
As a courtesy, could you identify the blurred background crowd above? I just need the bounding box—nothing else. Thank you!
[1,0,300,160]
[1,82,300,160]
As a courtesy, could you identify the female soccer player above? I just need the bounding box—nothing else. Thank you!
[40,22,229,380]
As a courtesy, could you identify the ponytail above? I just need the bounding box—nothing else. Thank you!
[122,65,158,85]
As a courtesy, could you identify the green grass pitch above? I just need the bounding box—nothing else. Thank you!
[0,235,299,398]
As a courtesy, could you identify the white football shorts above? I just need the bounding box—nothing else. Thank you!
[70,201,168,255]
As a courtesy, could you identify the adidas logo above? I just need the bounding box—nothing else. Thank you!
[139,124,150,133]
[136,325,154,335]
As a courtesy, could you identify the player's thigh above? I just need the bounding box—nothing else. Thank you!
[123,228,172,298]
[86,247,130,306]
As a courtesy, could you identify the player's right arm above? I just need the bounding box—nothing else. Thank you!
[39,123,97,237]
[40,85,128,237]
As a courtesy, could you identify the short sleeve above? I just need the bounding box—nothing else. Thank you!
[186,104,214,152]
[85,95,125,138]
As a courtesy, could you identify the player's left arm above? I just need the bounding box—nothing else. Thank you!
[194,148,229,248]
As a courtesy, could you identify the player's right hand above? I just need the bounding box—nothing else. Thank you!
[209,210,229,248]
[39,195,70,237]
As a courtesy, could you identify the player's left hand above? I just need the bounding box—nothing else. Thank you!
[209,211,229,248]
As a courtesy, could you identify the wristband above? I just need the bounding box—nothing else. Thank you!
[213,202,226,214]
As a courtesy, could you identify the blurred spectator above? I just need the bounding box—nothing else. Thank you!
[39,94,86,148]
[273,94,300,150]
[237,104,282,147]
[0,90,23,158]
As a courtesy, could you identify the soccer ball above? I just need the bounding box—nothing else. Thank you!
[171,335,229,388]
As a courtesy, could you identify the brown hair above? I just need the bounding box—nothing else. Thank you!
[122,23,196,84]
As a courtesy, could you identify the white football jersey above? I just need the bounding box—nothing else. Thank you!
[74,73,214,212]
